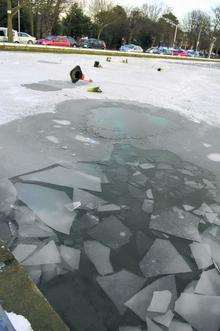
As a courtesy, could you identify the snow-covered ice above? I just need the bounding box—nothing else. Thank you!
[0,51,220,127]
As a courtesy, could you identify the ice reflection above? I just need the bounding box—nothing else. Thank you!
[1,145,220,330]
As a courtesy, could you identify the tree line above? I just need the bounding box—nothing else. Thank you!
[0,0,220,54]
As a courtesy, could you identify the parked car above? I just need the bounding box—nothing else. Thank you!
[0,27,19,43]
[172,49,188,57]
[18,32,36,44]
[66,36,78,47]
[120,44,143,53]
[37,35,71,47]
[79,38,106,50]
[145,47,161,54]
[187,50,201,58]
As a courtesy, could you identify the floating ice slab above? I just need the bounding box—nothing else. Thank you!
[147,290,172,313]
[88,216,132,250]
[97,204,121,213]
[119,327,142,331]
[146,317,163,331]
[41,263,66,283]
[142,199,154,214]
[184,280,198,293]
[135,231,154,258]
[13,244,37,263]
[139,239,191,278]
[73,189,107,210]
[15,183,74,234]
[190,243,212,269]
[139,163,155,170]
[153,310,174,328]
[84,241,113,275]
[169,320,193,331]
[25,266,42,284]
[195,269,220,296]
[46,135,59,144]
[146,189,154,200]
[202,231,220,269]
[149,208,201,242]
[175,293,220,331]
[79,213,99,230]
[20,165,102,192]
[96,270,146,314]
[125,275,177,321]
[75,135,98,144]
[53,119,71,126]
[22,240,61,266]
[59,245,81,271]
[0,178,17,215]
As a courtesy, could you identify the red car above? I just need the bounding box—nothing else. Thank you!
[172,49,188,57]
[37,35,71,47]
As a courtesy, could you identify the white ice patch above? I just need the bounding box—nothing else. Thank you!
[207,153,220,162]
[53,119,71,126]
[203,143,212,148]
[75,135,98,144]
[46,135,59,144]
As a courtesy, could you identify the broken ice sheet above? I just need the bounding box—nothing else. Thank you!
[184,280,198,293]
[96,270,146,314]
[146,189,154,200]
[79,213,99,230]
[22,240,61,266]
[15,206,56,238]
[59,245,81,271]
[25,266,42,284]
[20,165,102,192]
[73,189,107,210]
[14,183,74,234]
[175,293,220,331]
[147,290,172,313]
[13,244,37,263]
[201,231,220,269]
[88,216,132,250]
[119,327,142,331]
[149,208,201,242]
[153,310,174,328]
[41,263,67,283]
[169,320,193,331]
[142,199,154,214]
[195,269,220,296]
[139,239,191,278]
[125,275,177,321]
[139,163,155,170]
[194,203,220,225]
[146,318,163,331]
[190,243,212,269]
[97,204,121,213]
[0,178,17,215]
[84,241,113,275]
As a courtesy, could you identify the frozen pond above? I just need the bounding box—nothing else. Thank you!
[0,52,220,331]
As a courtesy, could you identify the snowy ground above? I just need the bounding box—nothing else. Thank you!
[0,51,220,127]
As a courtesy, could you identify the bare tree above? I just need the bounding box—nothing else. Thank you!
[142,0,166,22]
[89,0,113,18]
[7,0,29,42]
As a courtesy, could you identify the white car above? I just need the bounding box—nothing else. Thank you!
[0,27,19,43]
[18,32,36,44]
[120,44,143,53]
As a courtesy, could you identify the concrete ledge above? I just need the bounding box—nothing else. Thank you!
[0,242,69,331]
[0,43,220,63]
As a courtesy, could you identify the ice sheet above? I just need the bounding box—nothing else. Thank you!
[175,293,220,331]
[20,165,102,192]
[149,208,201,242]
[0,178,17,215]
[195,269,220,296]
[22,240,61,266]
[125,275,177,321]
[139,239,191,277]
[84,241,113,275]
[96,270,146,314]
[59,245,81,271]
[190,243,212,269]
[153,310,174,328]
[88,216,132,249]
[147,290,172,313]
[15,182,74,234]
[169,320,193,331]
[13,244,37,263]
